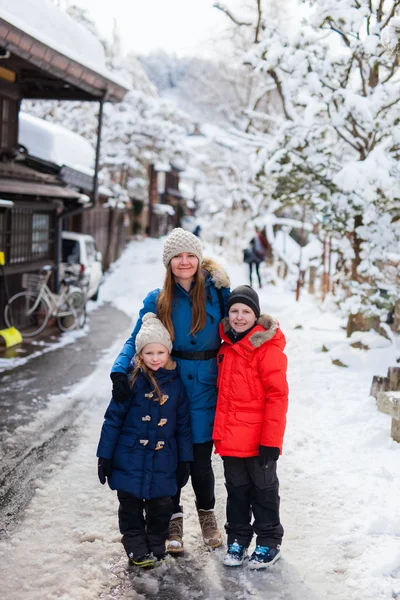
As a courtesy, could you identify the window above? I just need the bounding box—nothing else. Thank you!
[85,240,95,263]
[10,207,54,265]
[62,239,80,264]
[32,214,50,257]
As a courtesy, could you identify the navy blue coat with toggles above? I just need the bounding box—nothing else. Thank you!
[97,362,193,499]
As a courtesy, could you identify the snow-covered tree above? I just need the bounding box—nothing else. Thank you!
[216,0,400,327]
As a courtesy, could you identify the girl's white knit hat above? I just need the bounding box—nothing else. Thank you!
[162,227,203,268]
[135,312,173,354]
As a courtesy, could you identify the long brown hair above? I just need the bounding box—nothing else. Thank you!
[157,264,207,340]
[129,354,164,402]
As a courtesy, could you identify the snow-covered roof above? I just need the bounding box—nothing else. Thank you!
[152,203,175,216]
[0,0,129,100]
[19,112,95,175]
[154,162,171,172]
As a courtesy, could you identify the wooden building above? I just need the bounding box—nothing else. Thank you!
[0,1,128,327]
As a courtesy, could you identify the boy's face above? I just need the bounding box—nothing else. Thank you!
[141,343,169,370]
[228,303,257,333]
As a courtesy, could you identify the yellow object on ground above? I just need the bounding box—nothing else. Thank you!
[0,251,23,347]
[0,327,23,348]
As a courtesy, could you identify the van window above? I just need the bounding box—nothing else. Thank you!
[62,239,80,263]
[85,241,95,263]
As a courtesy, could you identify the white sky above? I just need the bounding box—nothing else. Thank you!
[69,0,228,57]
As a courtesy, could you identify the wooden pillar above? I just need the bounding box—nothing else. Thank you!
[393,300,400,332]
[308,266,317,294]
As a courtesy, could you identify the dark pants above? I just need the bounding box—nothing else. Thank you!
[249,262,262,287]
[117,491,173,557]
[223,456,283,548]
[172,440,215,513]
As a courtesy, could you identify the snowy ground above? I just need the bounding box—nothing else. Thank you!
[0,237,399,600]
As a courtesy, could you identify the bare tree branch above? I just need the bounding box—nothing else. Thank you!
[377,94,400,115]
[381,0,400,30]
[255,0,263,43]
[267,69,293,121]
[213,3,252,27]
[376,0,385,23]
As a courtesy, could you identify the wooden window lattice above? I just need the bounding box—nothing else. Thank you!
[9,206,55,265]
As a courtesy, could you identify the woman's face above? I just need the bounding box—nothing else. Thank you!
[170,252,199,281]
[228,303,257,333]
[141,343,169,371]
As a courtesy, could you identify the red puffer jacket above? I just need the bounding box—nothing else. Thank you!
[213,314,288,458]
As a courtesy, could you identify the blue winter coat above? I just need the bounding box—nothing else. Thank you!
[111,259,230,444]
[97,361,193,499]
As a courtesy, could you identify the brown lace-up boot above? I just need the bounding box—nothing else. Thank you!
[197,509,223,549]
[166,507,184,554]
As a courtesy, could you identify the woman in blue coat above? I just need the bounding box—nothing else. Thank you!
[110,228,230,554]
[97,313,193,568]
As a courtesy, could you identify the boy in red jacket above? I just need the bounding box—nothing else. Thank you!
[213,286,288,569]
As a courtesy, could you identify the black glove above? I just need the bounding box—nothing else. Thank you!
[110,372,131,403]
[176,461,191,488]
[98,458,113,485]
[258,446,280,468]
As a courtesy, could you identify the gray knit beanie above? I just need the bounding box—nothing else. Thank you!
[135,313,173,354]
[228,285,261,319]
[162,227,203,268]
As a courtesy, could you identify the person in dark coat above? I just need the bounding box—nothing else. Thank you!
[97,313,193,568]
[243,227,269,289]
[193,224,201,237]
[110,228,230,554]
[213,286,288,570]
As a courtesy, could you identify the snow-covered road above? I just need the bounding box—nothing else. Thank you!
[1,237,399,600]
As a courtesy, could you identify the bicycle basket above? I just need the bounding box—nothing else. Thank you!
[21,271,50,292]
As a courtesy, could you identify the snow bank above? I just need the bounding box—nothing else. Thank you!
[1,239,400,600]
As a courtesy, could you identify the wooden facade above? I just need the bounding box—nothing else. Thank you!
[0,7,128,330]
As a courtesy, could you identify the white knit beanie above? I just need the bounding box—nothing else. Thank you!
[162,227,203,268]
[135,313,173,354]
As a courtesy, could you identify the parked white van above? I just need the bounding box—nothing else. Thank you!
[61,232,103,301]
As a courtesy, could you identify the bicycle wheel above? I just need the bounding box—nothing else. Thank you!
[4,291,50,338]
[56,289,86,332]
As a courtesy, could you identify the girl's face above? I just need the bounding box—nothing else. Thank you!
[170,252,199,281]
[228,303,257,333]
[141,343,169,371]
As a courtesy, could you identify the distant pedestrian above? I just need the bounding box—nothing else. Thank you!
[243,227,271,288]
[97,313,193,568]
[213,286,289,569]
[243,238,263,288]
[193,224,201,237]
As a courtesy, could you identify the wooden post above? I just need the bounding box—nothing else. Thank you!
[393,300,400,332]
[308,266,317,294]
[321,238,327,301]
[327,236,332,294]
[295,204,306,302]
[370,375,390,398]
[376,391,400,443]
[389,367,400,390]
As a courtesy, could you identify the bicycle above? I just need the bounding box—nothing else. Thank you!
[4,265,87,338]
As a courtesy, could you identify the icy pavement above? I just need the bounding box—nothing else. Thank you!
[0,237,399,600]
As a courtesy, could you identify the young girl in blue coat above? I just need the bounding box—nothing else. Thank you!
[110,228,230,554]
[97,313,193,568]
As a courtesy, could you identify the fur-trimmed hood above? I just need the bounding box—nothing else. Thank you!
[221,313,281,348]
[201,257,230,289]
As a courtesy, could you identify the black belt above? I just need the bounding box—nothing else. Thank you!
[171,349,219,361]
